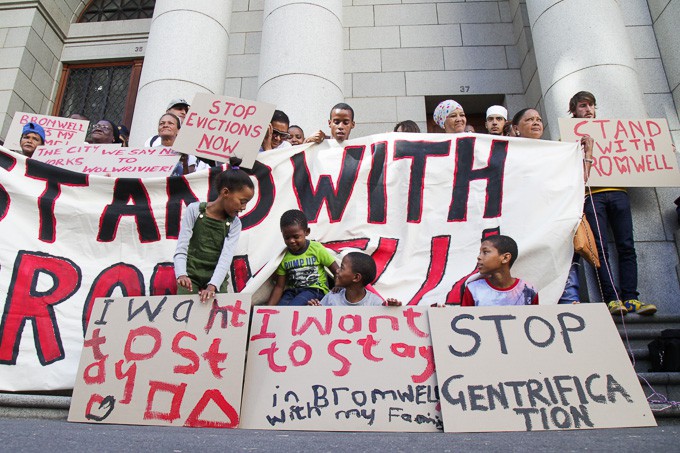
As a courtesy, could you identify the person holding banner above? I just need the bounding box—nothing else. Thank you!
[433,99,467,133]
[260,110,292,151]
[174,160,255,302]
[571,91,657,315]
[485,105,507,136]
[510,108,544,139]
[394,120,421,133]
[89,119,121,144]
[512,107,594,180]
[156,112,196,176]
[511,107,595,304]
[145,98,190,147]
[288,125,305,145]
[18,122,45,157]
[305,103,356,145]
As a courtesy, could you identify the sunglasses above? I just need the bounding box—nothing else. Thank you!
[272,129,290,139]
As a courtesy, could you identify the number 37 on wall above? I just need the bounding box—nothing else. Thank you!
[459,86,470,93]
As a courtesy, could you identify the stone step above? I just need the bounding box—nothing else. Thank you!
[614,315,680,372]
[639,372,680,407]
[612,316,680,408]
[613,314,680,329]
[0,393,70,419]
[615,315,680,350]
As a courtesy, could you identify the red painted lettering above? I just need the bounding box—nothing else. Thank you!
[202,338,228,378]
[258,342,287,372]
[292,308,332,336]
[250,308,279,341]
[83,356,108,384]
[412,345,435,384]
[288,340,312,367]
[114,359,137,404]
[172,331,199,374]
[83,328,107,360]
[184,389,239,428]
[328,339,352,376]
[144,380,186,421]
[124,326,161,362]
[358,334,382,362]
[338,314,362,334]
[0,252,80,365]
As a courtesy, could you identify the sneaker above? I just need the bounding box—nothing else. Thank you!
[607,300,628,315]
[624,299,657,315]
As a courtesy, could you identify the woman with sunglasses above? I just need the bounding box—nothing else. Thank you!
[260,110,292,151]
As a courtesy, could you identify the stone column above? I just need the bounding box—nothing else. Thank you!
[129,0,232,146]
[527,0,647,138]
[257,0,344,134]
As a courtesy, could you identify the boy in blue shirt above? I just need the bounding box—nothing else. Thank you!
[267,209,339,306]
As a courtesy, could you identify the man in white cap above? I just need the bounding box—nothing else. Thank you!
[145,98,191,147]
[485,105,507,136]
[166,98,190,122]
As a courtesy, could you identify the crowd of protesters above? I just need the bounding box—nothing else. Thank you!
[5,90,670,313]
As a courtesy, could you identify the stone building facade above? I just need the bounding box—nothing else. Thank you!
[0,0,678,310]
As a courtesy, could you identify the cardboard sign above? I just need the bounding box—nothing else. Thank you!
[240,306,441,431]
[5,112,88,150]
[173,93,275,169]
[32,144,179,177]
[559,117,680,187]
[429,304,655,432]
[68,294,251,427]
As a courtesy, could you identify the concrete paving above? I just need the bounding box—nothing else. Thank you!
[1,417,679,452]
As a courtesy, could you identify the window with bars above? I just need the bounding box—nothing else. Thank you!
[78,0,156,23]
[54,61,143,130]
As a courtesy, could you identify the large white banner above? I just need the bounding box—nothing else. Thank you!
[0,133,582,391]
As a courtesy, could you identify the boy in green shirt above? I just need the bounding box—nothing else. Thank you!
[267,209,339,306]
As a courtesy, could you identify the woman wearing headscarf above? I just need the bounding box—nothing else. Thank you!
[433,100,467,133]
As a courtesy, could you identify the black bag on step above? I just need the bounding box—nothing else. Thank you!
[648,329,680,372]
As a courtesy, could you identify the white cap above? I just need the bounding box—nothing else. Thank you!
[486,105,507,120]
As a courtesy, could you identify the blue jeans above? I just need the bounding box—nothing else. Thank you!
[583,191,639,302]
[559,258,580,304]
[278,287,326,306]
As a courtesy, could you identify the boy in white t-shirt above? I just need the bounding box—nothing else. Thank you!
[462,235,538,307]
[309,252,401,307]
